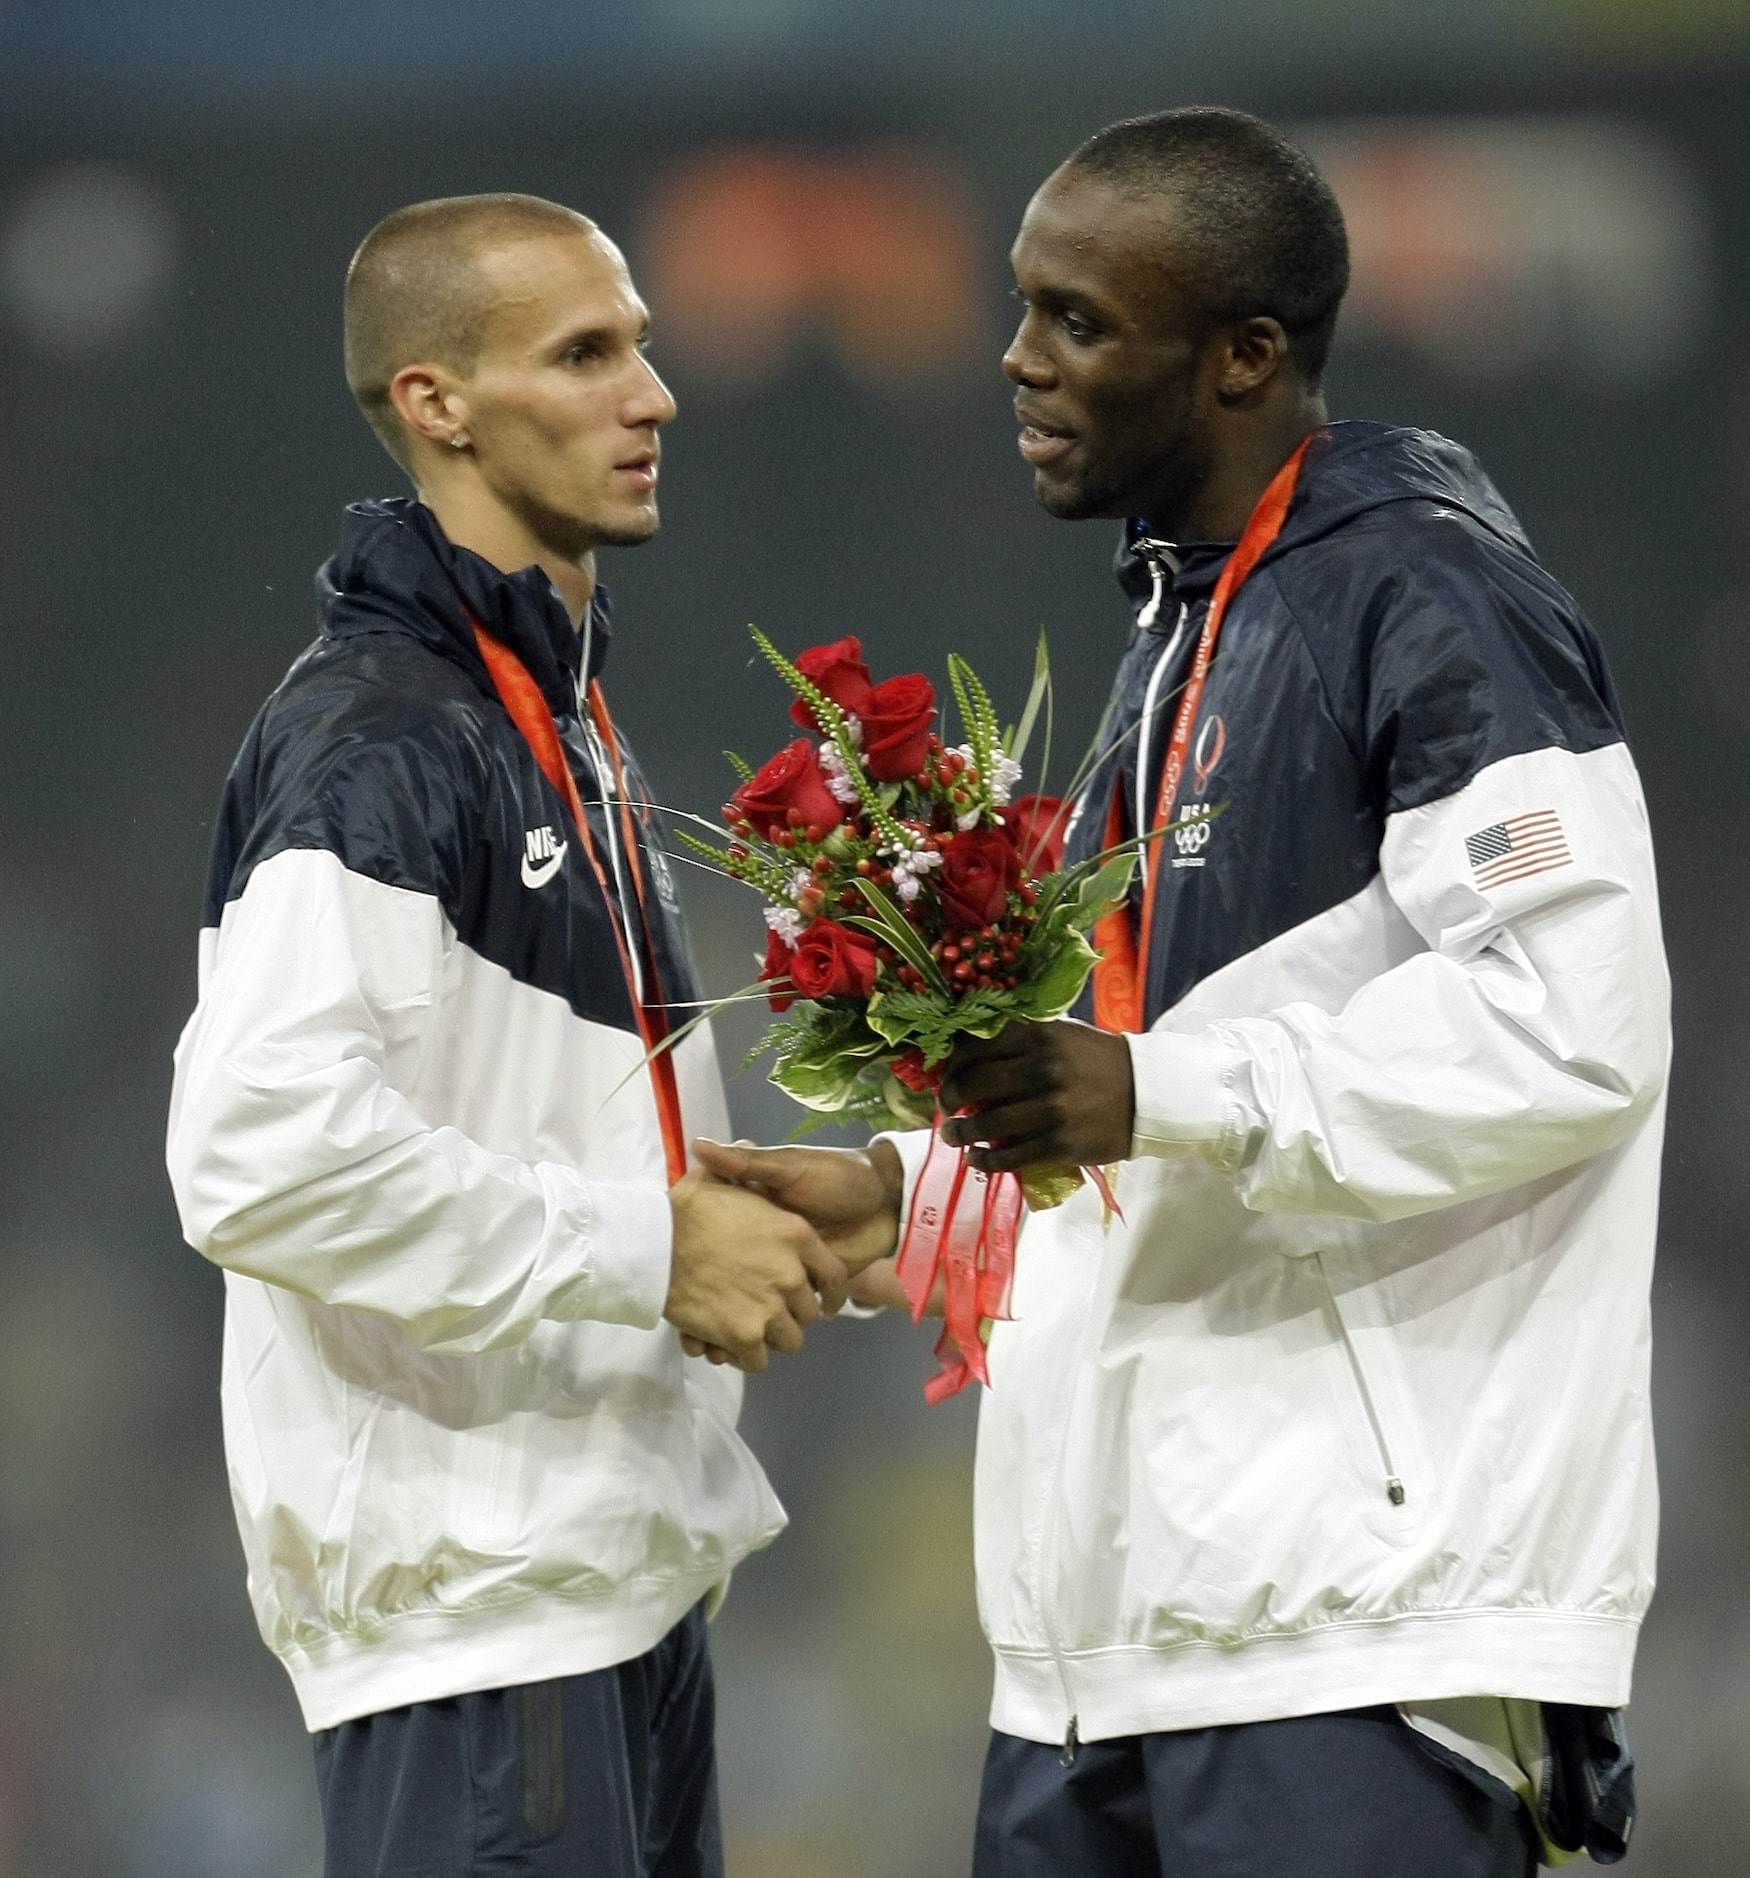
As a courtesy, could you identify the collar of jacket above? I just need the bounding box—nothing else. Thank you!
[1111,419,1534,623]
[315,496,611,718]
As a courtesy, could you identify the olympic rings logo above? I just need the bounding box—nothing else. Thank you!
[1173,804,1213,855]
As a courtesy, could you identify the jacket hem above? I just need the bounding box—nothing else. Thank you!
[280,1562,757,1732]
[988,1608,1642,1744]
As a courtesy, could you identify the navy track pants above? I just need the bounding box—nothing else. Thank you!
[973,1706,1538,1877]
[312,1604,722,1878]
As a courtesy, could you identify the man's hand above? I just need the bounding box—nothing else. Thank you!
[666,1158,848,1371]
[692,1138,904,1277]
[939,1019,1134,1172]
[846,1255,943,1316]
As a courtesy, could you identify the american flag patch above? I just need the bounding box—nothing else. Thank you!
[1464,810,1572,889]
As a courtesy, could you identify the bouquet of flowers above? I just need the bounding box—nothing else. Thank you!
[674,628,1139,1397]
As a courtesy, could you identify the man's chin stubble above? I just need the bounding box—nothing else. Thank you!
[594,517,661,549]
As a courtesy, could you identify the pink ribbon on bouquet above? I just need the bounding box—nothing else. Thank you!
[894,1116,1123,1402]
[894,1118,1023,1403]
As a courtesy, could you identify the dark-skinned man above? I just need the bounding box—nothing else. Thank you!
[712,109,1667,1875]
[165,194,887,1878]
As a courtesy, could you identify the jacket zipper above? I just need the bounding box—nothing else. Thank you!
[1034,1248,1110,1764]
[1133,599,1190,893]
[1039,1419,1080,1763]
[1314,1252,1406,1507]
[572,623,645,1006]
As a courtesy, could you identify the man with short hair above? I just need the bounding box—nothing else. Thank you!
[726,108,1667,1873]
[166,193,877,1877]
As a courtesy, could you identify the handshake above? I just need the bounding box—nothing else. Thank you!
[661,1018,1138,1369]
[663,1137,909,1371]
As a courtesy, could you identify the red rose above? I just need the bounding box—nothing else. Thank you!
[858,673,937,782]
[730,739,846,840]
[1001,794,1070,874]
[936,826,1022,929]
[759,929,797,1012]
[789,636,876,732]
[787,920,881,1000]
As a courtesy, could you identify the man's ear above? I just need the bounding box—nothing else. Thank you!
[387,362,471,453]
[1215,316,1291,405]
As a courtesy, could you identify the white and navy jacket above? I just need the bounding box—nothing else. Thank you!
[166,499,783,1732]
[897,423,1670,1749]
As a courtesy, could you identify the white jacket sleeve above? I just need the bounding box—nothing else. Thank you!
[167,846,672,1351]
[1126,741,1669,1223]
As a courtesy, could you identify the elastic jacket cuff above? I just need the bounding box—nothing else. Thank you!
[548,1180,673,1330]
[1125,1027,1258,1172]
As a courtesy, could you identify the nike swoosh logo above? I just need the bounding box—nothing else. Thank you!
[521,843,567,888]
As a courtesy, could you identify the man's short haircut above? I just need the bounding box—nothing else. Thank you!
[344,192,595,468]
[1065,108,1350,387]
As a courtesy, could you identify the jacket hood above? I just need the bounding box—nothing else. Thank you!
[316,497,611,717]
[1117,421,1534,615]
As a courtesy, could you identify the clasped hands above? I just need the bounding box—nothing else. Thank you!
[664,1018,1133,1369]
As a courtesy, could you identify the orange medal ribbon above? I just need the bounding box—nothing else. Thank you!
[473,621,690,1185]
[1092,435,1314,1034]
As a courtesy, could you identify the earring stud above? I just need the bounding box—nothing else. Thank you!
[450,431,470,450]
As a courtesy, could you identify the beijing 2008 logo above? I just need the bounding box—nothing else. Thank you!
[1192,713,1226,793]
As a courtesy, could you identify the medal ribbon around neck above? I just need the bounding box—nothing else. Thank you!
[473,620,689,1186]
[1093,434,1314,1034]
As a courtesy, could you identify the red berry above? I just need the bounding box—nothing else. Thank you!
[941,943,961,963]
[953,960,973,982]
[776,830,795,848]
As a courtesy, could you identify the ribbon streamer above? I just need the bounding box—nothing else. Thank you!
[896,1115,1111,1402]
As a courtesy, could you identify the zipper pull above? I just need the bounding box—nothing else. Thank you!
[1387,1476,1406,1507]
[1059,1715,1080,1767]
[1135,539,1167,630]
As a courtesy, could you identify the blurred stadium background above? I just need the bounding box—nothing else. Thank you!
[2,2,1748,1871]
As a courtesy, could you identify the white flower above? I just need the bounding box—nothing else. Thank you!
[790,867,814,897]
[842,712,863,747]
[763,906,804,946]
[989,754,1023,806]
[887,841,941,907]
[817,739,861,806]
[956,808,982,831]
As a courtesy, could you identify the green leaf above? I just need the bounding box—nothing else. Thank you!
[847,878,946,988]
[880,1073,938,1128]
[1072,847,1139,924]
[861,984,1017,1064]
[723,749,754,782]
[766,1003,889,1111]
[1010,929,1100,1020]
[1005,630,1052,768]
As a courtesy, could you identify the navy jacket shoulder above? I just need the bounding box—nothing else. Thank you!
[1073,422,1628,1025]
[202,499,699,1035]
